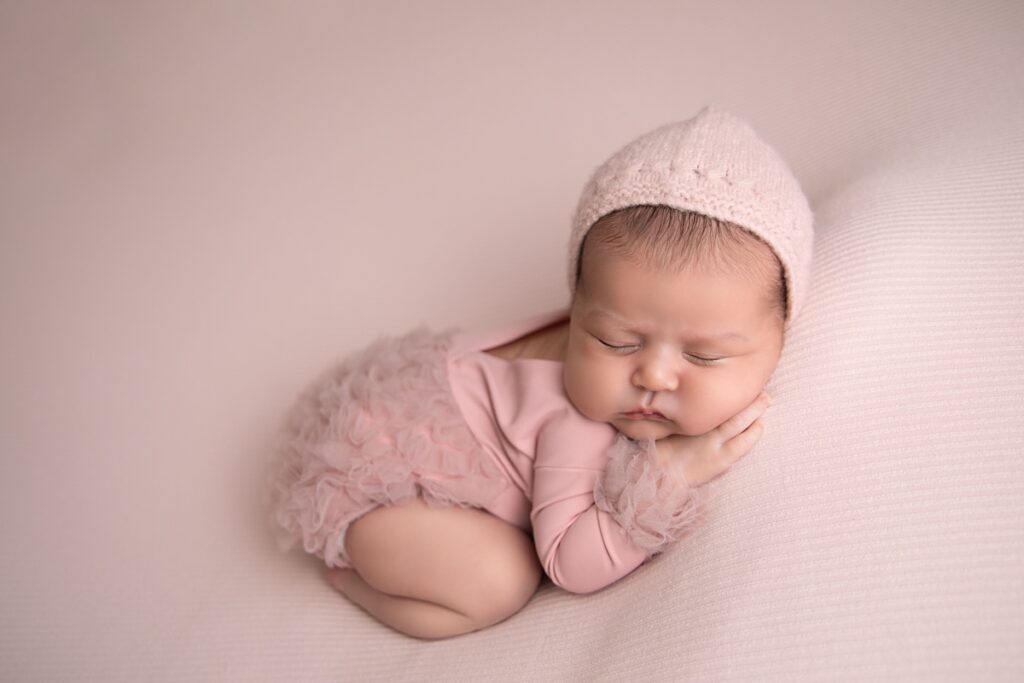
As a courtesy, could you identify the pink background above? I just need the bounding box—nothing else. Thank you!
[2,1,1022,680]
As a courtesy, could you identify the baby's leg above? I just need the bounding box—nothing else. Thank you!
[327,568,474,637]
[328,496,542,640]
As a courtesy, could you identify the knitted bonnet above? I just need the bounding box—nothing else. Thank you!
[567,105,814,328]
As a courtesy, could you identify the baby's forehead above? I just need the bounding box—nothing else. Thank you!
[584,305,753,340]
[577,252,783,332]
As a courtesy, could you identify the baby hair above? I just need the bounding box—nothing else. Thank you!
[573,204,788,325]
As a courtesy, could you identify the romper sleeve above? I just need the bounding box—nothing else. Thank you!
[592,433,705,554]
[531,424,707,594]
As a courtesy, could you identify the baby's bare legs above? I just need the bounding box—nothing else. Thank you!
[327,497,542,640]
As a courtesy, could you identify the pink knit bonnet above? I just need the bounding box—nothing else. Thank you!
[567,105,814,328]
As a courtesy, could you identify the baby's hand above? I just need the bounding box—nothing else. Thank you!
[655,391,771,487]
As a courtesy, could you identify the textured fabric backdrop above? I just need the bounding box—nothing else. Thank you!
[1,1,1022,681]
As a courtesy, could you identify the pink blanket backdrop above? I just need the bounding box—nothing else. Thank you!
[2,1,1022,680]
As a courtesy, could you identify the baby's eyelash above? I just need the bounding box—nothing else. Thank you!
[595,336,723,365]
[597,338,638,351]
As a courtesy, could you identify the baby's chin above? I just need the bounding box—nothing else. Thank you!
[612,418,679,442]
[612,416,716,441]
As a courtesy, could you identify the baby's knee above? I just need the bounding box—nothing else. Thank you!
[345,499,541,630]
[466,531,543,627]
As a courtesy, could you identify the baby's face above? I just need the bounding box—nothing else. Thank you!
[563,250,785,441]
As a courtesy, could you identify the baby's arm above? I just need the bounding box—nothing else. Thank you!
[530,426,655,594]
[530,392,770,594]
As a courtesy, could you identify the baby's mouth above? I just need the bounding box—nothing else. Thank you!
[622,409,667,420]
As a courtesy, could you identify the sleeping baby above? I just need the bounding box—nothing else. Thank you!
[268,105,814,640]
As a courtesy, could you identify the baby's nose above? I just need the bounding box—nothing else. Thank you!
[633,363,679,392]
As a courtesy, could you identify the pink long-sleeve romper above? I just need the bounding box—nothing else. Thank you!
[271,307,705,594]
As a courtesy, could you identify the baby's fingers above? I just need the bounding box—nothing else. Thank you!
[716,391,771,441]
[720,418,765,467]
[682,415,766,487]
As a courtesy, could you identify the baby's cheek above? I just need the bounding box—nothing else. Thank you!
[563,365,588,412]
[564,360,606,420]
[671,411,712,437]
[694,386,761,434]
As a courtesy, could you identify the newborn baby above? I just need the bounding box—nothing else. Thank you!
[269,106,814,640]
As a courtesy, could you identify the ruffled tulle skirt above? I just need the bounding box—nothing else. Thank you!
[268,325,509,569]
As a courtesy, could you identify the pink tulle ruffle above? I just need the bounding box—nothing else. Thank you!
[268,325,509,568]
[593,434,706,556]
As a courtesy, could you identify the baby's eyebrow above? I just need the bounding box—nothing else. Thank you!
[584,309,749,343]
[585,309,644,327]
[686,330,749,343]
